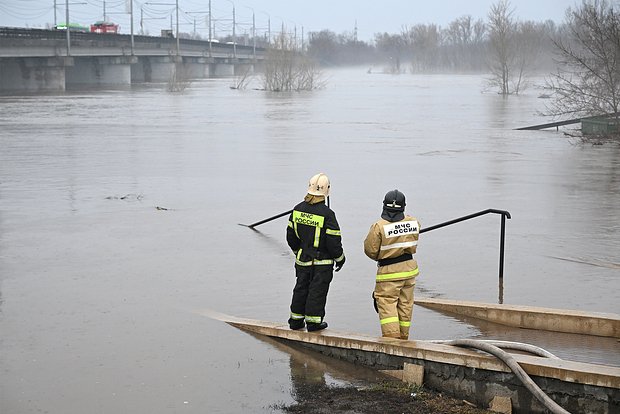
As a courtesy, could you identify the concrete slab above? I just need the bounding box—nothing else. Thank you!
[416,297,620,338]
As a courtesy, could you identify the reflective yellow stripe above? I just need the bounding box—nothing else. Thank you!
[399,321,411,327]
[288,221,293,228]
[334,253,345,262]
[380,316,399,325]
[314,226,321,248]
[305,316,321,323]
[326,228,341,236]
[293,220,299,238]
[290,313,304,320]
[295,258,334,266]
[376,268,419,281]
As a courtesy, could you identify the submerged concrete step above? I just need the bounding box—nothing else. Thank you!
[415,298,620,338]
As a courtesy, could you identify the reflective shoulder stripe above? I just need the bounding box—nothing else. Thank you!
[399,321,411,327]
[287,221,293,228]
[376,268,419,281]
[326,228,341,236]
[292,210,325,228]
[380,241,417,251]
[380,316,399,325]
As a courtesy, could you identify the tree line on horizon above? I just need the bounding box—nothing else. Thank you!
[306,11,556,74]
[259,0,618,134]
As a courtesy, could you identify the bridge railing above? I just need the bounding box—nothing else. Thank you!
[0,26,264,58]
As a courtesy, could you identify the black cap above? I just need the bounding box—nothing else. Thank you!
[381,189,406,222]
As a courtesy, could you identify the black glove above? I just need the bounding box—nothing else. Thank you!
[334,256,346,272]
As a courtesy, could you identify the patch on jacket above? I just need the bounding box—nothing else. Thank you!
[383,221,419,238]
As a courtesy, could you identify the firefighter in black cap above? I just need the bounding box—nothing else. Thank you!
[364,190,420,339]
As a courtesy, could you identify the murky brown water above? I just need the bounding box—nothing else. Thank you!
[1,70,619,413]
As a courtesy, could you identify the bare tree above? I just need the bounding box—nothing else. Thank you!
[443,16,487,71]
[546,0,620,123]
[510,21,550,93]
[402,24,442,72]
[487,0,517,94]
[262,32,323,92]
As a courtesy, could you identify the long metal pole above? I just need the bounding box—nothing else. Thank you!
[175,0,179,56]
[232,5,236,58]
[252,11,255,58]
[130,0,134,54]
[241,210,293,228]
[54,0,57,26]
[208,0,212,56]
[65,0,70,55]
[103,0,107,21]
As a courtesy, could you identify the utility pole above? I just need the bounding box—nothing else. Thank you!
[208,0,212,56]
[54,0,57,26]
[232,4,236,58]
[130,0,134,54]
[252,11,255,59]
[103,0,106,21]
[65,0,70,55]
[175,0,179,56]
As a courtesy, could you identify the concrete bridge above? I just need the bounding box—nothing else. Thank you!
[0,27,266,92]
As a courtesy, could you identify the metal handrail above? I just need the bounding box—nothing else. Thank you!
[421,209,511,303]
[242,207,511,302]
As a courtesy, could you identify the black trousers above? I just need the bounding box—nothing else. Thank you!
[290,265,334,320]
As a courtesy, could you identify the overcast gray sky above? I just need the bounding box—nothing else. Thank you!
[1,0,580,41]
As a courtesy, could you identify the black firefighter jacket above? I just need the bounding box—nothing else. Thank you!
[286,199,345,267]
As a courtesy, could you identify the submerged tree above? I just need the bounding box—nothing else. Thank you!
[546,0,620,123]
[487,0,517,94]
[262,32,323,92]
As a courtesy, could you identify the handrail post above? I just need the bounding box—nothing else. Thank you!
[499,212,506,281]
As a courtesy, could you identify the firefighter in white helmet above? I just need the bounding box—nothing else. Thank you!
[364,190,421,340]
[286,173,346,332]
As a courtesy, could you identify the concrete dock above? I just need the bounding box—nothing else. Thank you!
[202,307,620,414]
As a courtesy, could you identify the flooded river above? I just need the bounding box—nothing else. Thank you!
[1,69,619,413]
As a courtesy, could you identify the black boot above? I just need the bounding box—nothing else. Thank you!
[288,318,305,330]
[306,321,328,332]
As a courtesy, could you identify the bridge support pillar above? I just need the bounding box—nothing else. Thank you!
[66,56,136,87]
[132,56,191,83]
[180,57,209,79]
[0,57,72,92]
[213,62,235,77]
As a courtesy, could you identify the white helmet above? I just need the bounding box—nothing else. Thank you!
[307,173,330,197]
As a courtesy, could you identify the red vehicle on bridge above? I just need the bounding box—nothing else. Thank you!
[90,21,119,34]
